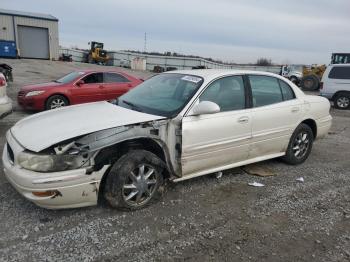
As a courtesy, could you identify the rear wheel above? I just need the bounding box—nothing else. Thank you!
[104,150,165,210]
[300,75,319,91]
[282,124,314,165]
[333,93,350,110]
[45,95,69,110]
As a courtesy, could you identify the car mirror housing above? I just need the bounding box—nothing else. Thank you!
[76,80,85,86]
[191,101,220,116]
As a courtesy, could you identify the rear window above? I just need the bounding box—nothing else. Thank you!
[329,66,350,80]
[249,75,283,107]
[279,80,295,101]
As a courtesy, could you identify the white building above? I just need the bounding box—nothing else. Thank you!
[0,8,59,60]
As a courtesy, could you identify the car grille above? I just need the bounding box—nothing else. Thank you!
[18,91,25,97]
[7,143,14,164]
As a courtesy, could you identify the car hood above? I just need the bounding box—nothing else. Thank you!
[21,82,63,91]
[11,101,165,152]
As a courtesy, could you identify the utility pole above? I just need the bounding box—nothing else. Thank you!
[144,32,147,53]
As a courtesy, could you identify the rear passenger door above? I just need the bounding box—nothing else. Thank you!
[248,75,303,158]
[102,72,133,100]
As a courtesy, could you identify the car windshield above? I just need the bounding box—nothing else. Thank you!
[55,71,85,83]
[118,73,203,117]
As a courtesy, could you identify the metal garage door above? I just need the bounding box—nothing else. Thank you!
[17,25,49,59]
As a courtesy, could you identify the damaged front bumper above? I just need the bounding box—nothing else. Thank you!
[2,134,110,209]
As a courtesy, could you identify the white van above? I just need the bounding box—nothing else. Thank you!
[320,64,350,109]
[0,72,12,118]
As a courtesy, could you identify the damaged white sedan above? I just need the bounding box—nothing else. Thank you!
[3,70,332,209]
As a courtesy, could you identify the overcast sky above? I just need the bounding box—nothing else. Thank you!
[2,0,349,64]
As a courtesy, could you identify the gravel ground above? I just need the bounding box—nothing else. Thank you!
[0,59,349,262]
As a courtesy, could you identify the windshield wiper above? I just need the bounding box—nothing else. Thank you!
[121,100,143,112]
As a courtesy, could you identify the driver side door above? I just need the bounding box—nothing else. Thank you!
[181,75,252,177]
[70,73,104,104]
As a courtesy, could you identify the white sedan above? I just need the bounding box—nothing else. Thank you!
[0,72,12,118]
[2,70,332,210]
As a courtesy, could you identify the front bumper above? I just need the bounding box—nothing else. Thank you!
[17,94,45,111]
[2,132,109,209]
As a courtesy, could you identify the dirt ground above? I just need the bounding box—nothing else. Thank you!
[0,59,349,262]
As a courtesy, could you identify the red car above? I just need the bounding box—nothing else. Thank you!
[18,70,143,111]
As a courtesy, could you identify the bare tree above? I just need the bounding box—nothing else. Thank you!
[256,58,272,66]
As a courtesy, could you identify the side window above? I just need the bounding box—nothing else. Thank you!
[329,66,350,79]
[199,76,245,112]
[104,73,130,83]
[279,80,295,101]
[249,75,283,107]
[83,73,103,84]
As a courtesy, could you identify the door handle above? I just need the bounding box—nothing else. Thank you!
[238,116,249,123]
[291,107,300,113]
[98,85,105,89]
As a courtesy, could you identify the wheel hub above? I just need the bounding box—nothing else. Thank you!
[135,175,147,194]
[293,132,310,158]
[122,164,157,206]
[304,80,312,88]
[337,97,349,108]
[51,98,65,109]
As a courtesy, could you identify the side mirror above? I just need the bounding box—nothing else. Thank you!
[76,80,84,86]
[191,101,220,116]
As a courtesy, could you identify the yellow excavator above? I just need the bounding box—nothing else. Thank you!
[299,64,327,91]
[85,41,109,65]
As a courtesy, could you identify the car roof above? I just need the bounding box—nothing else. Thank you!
[329,63,350,67]
[165,69,306,99]
[164,69,280,79]
[73,69,126,74]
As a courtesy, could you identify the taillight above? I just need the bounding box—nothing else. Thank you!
[319,82,324,90]
[0,77,6,87]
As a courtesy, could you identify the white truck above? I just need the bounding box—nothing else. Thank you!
[280,65,303,85]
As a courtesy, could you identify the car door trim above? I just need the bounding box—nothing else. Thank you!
[174,152,285,182]
[182,134,252,158]
[251,126,291,139]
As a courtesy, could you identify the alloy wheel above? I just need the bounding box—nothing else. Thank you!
[336,96,350,108]
[122,164,158,207]
[50,98,66,109]
[292,132,310,159]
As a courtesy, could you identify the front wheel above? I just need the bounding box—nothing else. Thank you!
[282,124,314,165]
[45,95,69,110]
[104,150,165,210]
